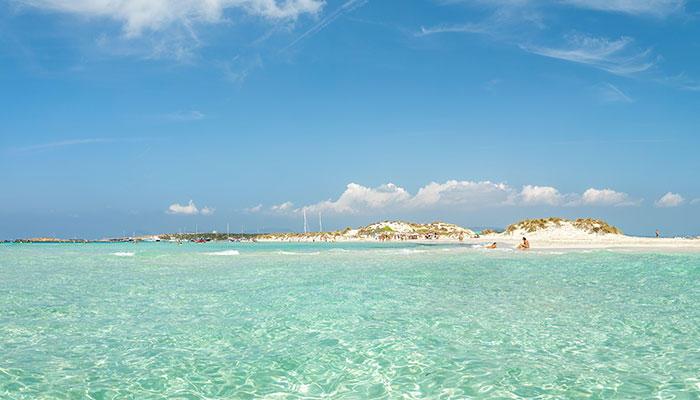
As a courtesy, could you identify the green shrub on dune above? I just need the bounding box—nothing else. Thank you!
[504,217,622,235]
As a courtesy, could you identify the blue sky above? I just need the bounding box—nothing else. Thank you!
[2,0,700,239]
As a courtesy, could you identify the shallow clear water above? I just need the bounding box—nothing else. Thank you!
[1,242,699,399]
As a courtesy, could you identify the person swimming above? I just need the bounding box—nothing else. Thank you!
[516,237,530,250]
[486,242,497,249]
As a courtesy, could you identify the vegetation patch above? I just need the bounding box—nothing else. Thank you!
[504,217,622,235]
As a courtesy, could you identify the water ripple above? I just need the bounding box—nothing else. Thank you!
[1,243,699,398]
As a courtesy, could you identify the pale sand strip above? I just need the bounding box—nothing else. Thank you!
[258,235,700,251]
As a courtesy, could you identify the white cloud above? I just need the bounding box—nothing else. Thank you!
[12,137,154,153]
[579,188,640,206]
[412,180,516,207]
[519,185,563,206]
[18,0,325,37]
[658,73,700,91]
[271,201,296,212]
[283,0,367,51]
[263,181,646,215]
[419,1,693,90]
[561,0,684,16]
[166,200,214,215]
[444,0,684,17]
[246,203,263,212]
[268,181,512,215]
[520,34,655,76]
[417,23,489,37]
[11,138,112,152]
[655,192,685,208]
[419,5,661,79]
[164,110,206,121]
[221,54,263,83]
[691,198,700,205]
[201,206,215,215]
[304,183,412,214]
[417,1,543,39]
[600,83,633,103]
[166,200,199,215]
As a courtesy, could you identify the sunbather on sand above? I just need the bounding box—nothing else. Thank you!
[516,237,530,250]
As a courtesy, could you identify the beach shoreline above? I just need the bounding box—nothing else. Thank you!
[8,218,700,252]
[254,235,700,252]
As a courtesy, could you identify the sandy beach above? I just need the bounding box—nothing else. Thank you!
[478,235,700,252]
[256,218,700,252]
[257,235,700,251]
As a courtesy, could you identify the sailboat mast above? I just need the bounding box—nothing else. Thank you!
[303,209,308,234]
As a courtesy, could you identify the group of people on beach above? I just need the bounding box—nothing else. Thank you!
[480,237,529,250]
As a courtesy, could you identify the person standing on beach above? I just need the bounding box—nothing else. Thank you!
[656,230,659,238]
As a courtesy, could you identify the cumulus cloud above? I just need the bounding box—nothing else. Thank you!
[300,183,412,214]
[261,181,514,215]
[245,203,263,213]
[300,181,518,214]
[200,206,215,215]
[654,192,685,208]
[18,0,325,37]
[519,185,563,206]
[166,200,214,215]
[254,181,646,215]
[579,188,641,206]
[412,180,516,207]
[271,201,296,212]
[166,200,199,215]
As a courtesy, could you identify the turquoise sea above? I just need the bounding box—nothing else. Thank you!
[1,242,699,399]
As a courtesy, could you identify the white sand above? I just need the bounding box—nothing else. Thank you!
[484,220,699,251]
[258,220,473,242]
[258,219,700,251]
[481,235,700,251]
[257,234,700,251]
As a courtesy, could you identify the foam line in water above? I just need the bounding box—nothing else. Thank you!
[205,250,240,256]
[386,249,427,255]
[112,252,134,257]
[278,251,321,255]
